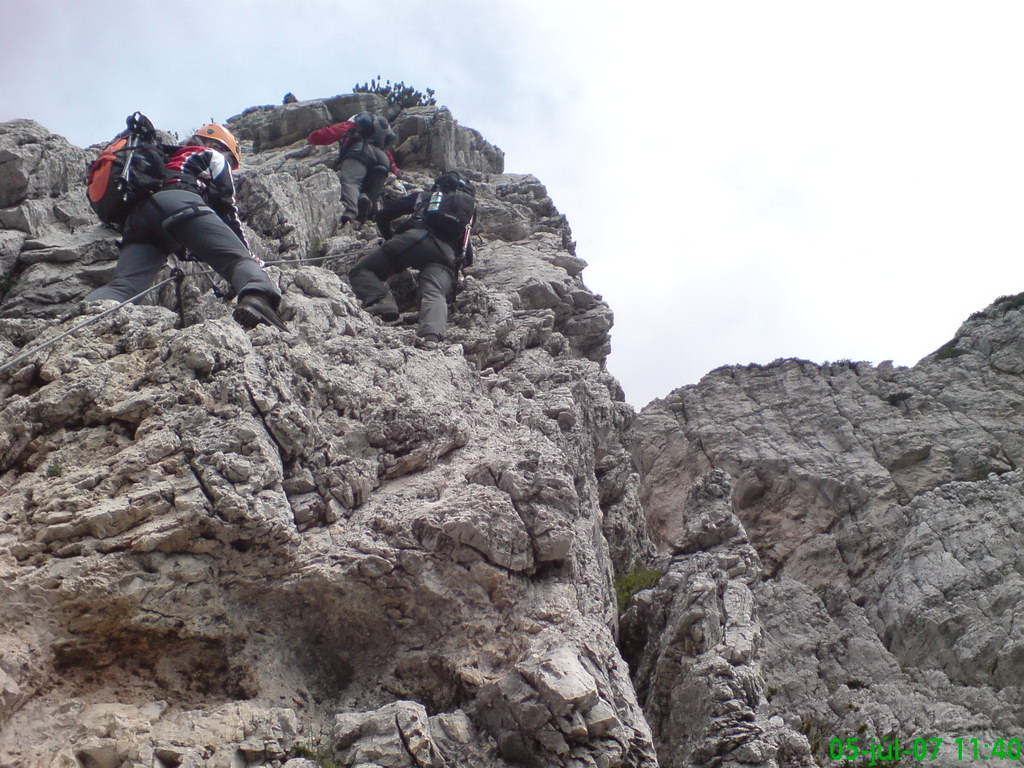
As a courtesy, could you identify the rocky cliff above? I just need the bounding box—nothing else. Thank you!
[626,304,1024,766]
[0,95,1021,768]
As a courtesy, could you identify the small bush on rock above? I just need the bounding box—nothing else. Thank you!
[354,76,436,109]
[615,568,662,613]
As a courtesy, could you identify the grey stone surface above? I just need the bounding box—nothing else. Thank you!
[392,106,504,174]
[0,120,87,208]
[620,471,813,768]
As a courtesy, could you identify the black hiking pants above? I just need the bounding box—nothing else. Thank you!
[85,189,279,306]
[348,228,455,339]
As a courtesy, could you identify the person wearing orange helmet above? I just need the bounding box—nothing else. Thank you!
[86,116,286,331]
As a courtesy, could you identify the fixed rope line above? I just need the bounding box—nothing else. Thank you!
[0,273,180,376]
[261,242,379,267]
[173,243,378,274]
[0,244,379,377]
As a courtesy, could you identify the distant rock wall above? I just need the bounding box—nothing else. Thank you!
[628,302,1024,765]
[620,470,815,768]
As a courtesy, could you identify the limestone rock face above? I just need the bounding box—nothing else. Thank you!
[0,99,651,768]
[629,300,1024,766]
[0,120,88,209]
[0,120,98,305]
[226,95,504,174]
[391,107,505,174]
[620,470,815,768]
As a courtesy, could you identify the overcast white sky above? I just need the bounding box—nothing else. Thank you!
[3,1,1024,407]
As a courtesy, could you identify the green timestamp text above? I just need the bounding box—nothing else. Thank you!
[829,736,1022,763]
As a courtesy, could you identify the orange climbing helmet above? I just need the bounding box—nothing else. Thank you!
[192,123,241,169]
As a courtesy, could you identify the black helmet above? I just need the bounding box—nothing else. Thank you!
[351,112,375,138]
[435,170,474,196]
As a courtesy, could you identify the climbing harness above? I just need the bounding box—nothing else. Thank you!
[160,204,216,232]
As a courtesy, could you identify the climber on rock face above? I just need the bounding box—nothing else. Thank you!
[85,116,287,331]
[307,112,398,230]
[349,170,476,344]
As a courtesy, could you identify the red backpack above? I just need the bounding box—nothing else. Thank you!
[86,113,168,231]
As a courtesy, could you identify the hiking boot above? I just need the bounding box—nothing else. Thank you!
[365,294,400,321]
[356,193,372,223]
[338,214,353,232]
[233,292,287,331]
[414,333,442,349]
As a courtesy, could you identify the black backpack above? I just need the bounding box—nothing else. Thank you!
[418,171,476,248]
[86,112,168,231]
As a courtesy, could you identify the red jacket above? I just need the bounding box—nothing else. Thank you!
[307,122,399,175]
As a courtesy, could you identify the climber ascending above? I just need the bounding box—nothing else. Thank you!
[349,170,476,344]
[307,112,398,230]
[85,114,286,331]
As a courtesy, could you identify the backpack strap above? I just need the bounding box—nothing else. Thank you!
[460,215,474,260]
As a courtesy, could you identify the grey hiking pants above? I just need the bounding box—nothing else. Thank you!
[349,229,455,339]
[86,189,279,306]
[338,142,390,219]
